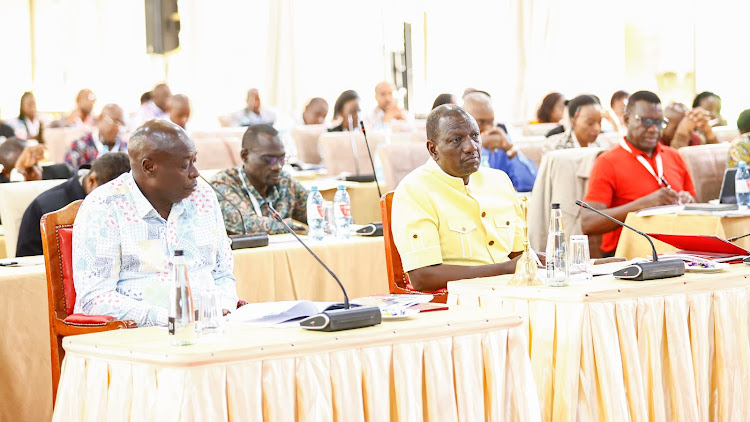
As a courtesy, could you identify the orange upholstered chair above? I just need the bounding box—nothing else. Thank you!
[380,192,447,303]
[41,200,137,406]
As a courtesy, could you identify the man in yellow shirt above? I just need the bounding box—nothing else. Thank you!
[392,104,524,291]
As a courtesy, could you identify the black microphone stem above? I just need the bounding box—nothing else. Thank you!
[576,200,659,262]
[359,121,383,198]
[267,203,350,308]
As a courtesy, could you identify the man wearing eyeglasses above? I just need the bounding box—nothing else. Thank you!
[64,103,127,169]
[210,124,308,235]
[581,90,696,257]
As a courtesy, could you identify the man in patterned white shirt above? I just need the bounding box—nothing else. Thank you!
[72,120,238,327]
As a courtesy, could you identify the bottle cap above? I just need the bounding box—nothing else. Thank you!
[174,250,184,256]
[551,203,561,209]
[310,185,318,191]
[338,185,345,190]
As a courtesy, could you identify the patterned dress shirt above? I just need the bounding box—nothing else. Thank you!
[64,130,127,169]
[72,172,238,327]
[543,131,601,153]
[210,166,308,235]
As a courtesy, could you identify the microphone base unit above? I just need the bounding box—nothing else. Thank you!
[343,174,376,183]
[229,233,269,250]
[355,222,383,237]
[613,259,685,281]
[300,306,382,332]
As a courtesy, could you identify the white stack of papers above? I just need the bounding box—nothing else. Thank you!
[227,300,335,327]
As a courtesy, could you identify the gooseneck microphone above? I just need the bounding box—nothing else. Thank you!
[360,121,382,198]
[267,203,382,331]
[200,175,269,249]
[576,200,685,280]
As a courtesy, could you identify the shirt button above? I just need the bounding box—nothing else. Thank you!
[489,240,495,246]
[481,212,486,218]
[413,234,418,239]
[506,221,510,226]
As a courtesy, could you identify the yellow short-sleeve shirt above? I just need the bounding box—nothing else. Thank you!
[392,159,525,272]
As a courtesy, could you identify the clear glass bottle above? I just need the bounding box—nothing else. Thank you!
[545,203,568,287]
[168,250,195,345]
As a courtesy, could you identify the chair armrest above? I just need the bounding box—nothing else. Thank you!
[63,313,137,329]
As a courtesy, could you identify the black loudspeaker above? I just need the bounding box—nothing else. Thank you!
[145,0,180,55]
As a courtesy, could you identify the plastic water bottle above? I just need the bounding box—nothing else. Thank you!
[333,185,352,239]
[306,186,326,241]
[545,203,568,287]
[735,161,750,206]
[168,250,195,345]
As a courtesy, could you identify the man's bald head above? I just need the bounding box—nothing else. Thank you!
[0,138,25,170]
[97,104,125,144]
[374,81,395,110]
[168,94,192,129]
[151,83,172,111]
[426,104,475,142]
[128,120,199,209]
[461,92,495,132]
[76,89,96,114]
[302,97,329,125]
[129,120,190,164]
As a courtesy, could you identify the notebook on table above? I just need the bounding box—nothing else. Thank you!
[648,233,749,263]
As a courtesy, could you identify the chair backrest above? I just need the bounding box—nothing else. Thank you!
[521,122,560,137]
[189,129,244,170]
[318,131,382,176]
[291,125,327,164]
[380,192,409,293]
[41,200,82,322]
[43,127,87,163]
[377,143,430,191]
[678,142,731,203]
[515,136,548,167]
[0,179,67,258]
[713,126,739,143]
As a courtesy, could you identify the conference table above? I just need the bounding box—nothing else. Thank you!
[0,234,389,422]
[0,234,5,259]
[615,211,750,259]
[447,264,750,422]
[52,309,541,421]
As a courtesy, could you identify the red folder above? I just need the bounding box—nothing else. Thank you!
[648,233,750,256]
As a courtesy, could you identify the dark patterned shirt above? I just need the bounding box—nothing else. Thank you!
[64,132,127,169]
[210,166,308,235]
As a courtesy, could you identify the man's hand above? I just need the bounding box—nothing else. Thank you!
[480,127,511,152]
[637,187,679,208]
[15,145,45,181]
[678,191,695,204]
[383,103,405,122]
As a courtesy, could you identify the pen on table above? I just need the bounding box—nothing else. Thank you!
[659,176,672,190]
[0,261,18,267]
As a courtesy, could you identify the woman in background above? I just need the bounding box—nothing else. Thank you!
[536,92,566,124]
[328,90,361,132]
[8,92,44,143]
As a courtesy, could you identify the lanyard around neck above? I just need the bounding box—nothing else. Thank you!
[620,139,663,184]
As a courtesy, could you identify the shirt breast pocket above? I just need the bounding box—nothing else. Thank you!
[444,222,477,258]
[493,215,515,252]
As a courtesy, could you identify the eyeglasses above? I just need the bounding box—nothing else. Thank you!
[633,114,667,130]
[102,113,125,128]
[245,149,286,166]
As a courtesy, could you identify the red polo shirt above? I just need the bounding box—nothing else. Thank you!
[583,138,696,253]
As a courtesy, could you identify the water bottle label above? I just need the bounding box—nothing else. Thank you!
[736,179,750,194]
[335,203,351,218]
[315,204,325,218]
[168,317,175,335]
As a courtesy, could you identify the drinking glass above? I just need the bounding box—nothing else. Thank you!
[196,287,223,335]
[568,235,592,283]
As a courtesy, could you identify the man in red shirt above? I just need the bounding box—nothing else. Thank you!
[582,90,696,256]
